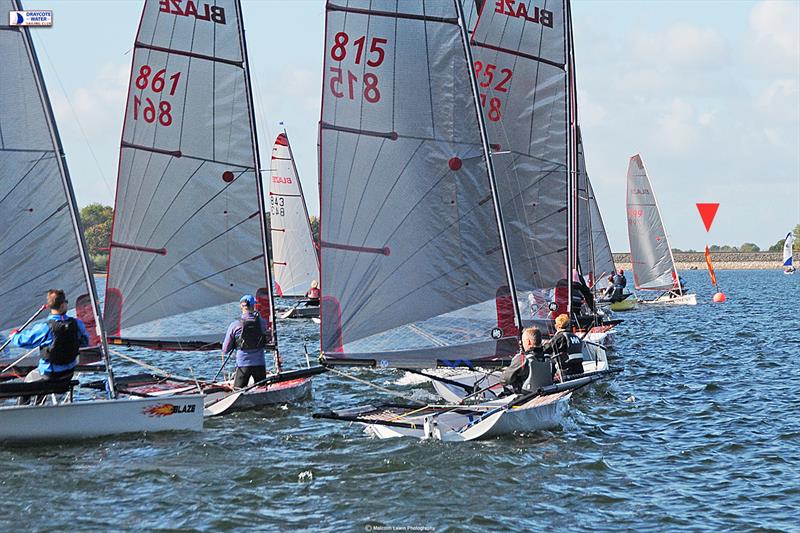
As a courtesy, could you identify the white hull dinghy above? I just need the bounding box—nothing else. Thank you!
[0,391,202,444]
[318,371,616,442]
[639,292,697,306]
[0,1,204,443]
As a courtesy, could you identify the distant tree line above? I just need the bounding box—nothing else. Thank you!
[670,224,800,253]
[80,203,112,272]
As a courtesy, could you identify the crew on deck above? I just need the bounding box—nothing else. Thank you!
[611,269,627,301]
[502,327,547,393]
[305,280,320,306]
[9,289,88,385]
[222,294,271,389]
[544,314,584,380]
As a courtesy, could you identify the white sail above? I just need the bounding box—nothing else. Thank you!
[319,0,519,368]
[626,154,678,291]
[783,232,794,268]
[0,1,97,333]
[465,0,570,313]
[104,0,275,343]
[269,132,319,297]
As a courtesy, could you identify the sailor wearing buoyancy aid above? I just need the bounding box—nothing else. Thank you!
[9,289,89,382]
[544,314,584,379]
[222,295,271,389]
[501,327,553,393]
[305,280,320,305]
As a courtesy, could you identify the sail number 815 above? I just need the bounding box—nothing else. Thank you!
[328,32,387,104]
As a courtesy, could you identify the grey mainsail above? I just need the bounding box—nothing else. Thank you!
[466,0,570,317]
[104,0,275,344]
[269,131,319,298]
[319,0,519,368]
[626,154,678,291]
[0,0,98,334]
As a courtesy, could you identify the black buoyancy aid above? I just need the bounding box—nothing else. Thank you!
[550,331,584,372]
[236,313,267,350]
[40,317,81,365]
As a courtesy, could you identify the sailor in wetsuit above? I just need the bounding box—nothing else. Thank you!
[501,327,546,393]
[9,289,88,384]
[544,314,584,380]
[222,295,271,389]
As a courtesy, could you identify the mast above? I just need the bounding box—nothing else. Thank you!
[283,128,320,270]
[565,0,578,323]
[235,0,278,351]
[17,0,116,397]
[455,0,523,340]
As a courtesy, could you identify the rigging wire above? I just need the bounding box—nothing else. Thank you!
[31,33,115,199]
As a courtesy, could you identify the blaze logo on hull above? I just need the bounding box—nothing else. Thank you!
[143,403,196,417]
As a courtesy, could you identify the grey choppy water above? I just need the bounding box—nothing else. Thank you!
[1,270,798,532]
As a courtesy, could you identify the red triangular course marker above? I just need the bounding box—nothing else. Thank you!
[696,203,720,232]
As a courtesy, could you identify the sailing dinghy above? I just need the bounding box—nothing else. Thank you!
[626,154,696,305]
[101,0,321,415]
[313,0,618,441]
[783,232,795,274]
[410,0,618,402]
[269,130,321,319]
[0,0,202,442]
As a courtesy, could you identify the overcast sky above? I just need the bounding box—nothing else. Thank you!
[22,0,800,251]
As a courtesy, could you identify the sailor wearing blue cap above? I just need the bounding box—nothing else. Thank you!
[221,294,271,388]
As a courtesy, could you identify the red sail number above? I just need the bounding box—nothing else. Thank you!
[329,32,386,104]
[330,32,387,67]
[474,62,513,92]
[135,65,181,95]
[132,64,181,126]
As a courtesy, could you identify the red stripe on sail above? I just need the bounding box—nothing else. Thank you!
[75,294,99,346]
[275,133,288,147]
[495,286,519,338]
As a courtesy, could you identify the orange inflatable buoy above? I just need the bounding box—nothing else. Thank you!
[712,292,726,303]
